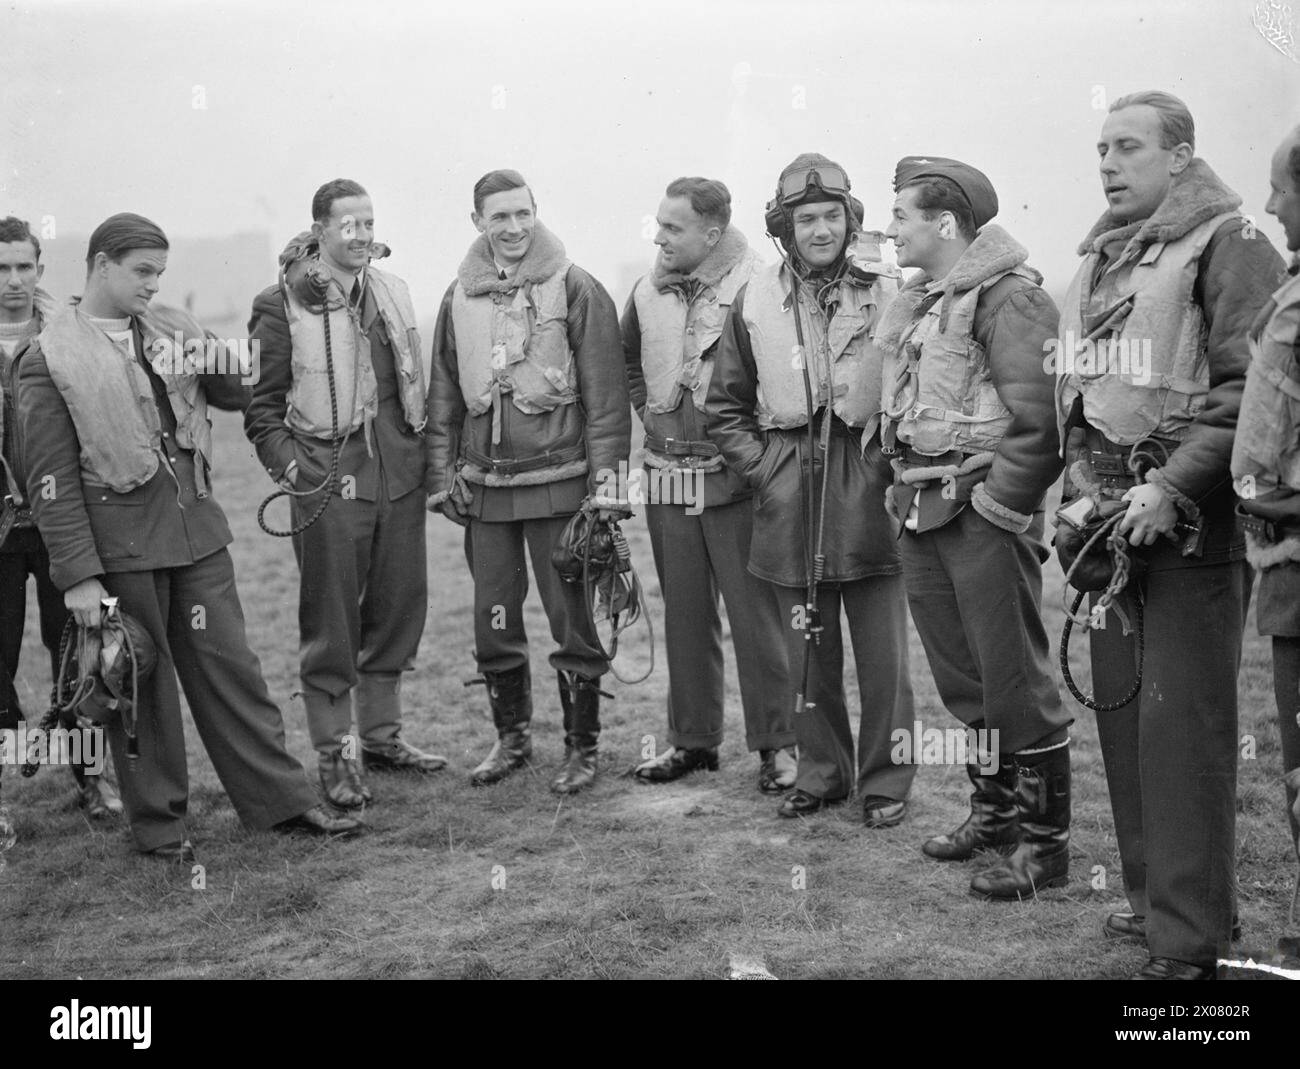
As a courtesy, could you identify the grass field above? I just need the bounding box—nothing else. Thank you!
[0,411,1295,979]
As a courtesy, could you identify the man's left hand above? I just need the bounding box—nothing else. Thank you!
[1118,482,1178,546]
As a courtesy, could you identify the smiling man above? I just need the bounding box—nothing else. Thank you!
[13,213,361,858]
[708,153,916,826]
[879,158,1071,900]
[428,169,630,795]
[246,179,445,810]
[622,177,795,791]
[1056,92,1285,978]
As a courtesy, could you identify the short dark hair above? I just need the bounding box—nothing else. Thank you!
[312,178,368,223]
[85,212,168,271]
[901,176,977,241]
[1288,140,1300,190]
[0,216,40,259]
[473,169,535,215]
[1109,90,1195,152]
[664,177,732,230]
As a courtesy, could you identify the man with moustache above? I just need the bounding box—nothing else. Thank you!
[622,177,796,791]
[1056,92,1284,978]
[15,212,360,859]
[428,169,630,795]
[246,179,446,810]
[1231,123,1300,957]
[708,153,917,825]
[0,216,122,825]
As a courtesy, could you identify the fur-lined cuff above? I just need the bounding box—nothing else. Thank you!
[1144,469,1199,521]
[971,482,1033,534]
[1245,531,1300,570]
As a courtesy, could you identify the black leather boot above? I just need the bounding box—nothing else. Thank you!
[469,666,533,787]
[969,740,1070,900]
[922,760,1019,861]
[551,671,604,795]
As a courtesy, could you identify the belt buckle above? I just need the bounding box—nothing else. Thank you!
[1089,449,1127,478]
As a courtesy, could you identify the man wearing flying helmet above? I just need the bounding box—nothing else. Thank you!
[708,153,917,825]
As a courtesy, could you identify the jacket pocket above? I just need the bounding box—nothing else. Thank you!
[83,484,148,560]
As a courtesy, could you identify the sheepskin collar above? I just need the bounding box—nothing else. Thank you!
[928,224,1034,295]
[457,220,568,296]
[1078,158,1241,256]
[651,226,750,292]
[874,225,1035,356]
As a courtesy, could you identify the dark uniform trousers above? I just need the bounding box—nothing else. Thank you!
[290,466,427,750]
[103,549,319,850]
[771,576,916,802]
[900,508,1070,753]
[1091,558,1252,968]
[0,529,68,707]
[467,510,607,680]
[645,497,794,752]
[283,287,428,754]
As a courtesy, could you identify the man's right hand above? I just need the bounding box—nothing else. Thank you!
[276,459,299,492]
[65,577,108,628]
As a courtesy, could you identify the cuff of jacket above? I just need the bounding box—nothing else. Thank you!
[1144,468,1199,521]
[971,482,1033,534]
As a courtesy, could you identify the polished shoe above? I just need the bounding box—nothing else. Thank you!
[969,740,1071,901]
[1102,911,1146,941]
[77,773,124,819]
[469,666,533,786]
[1104,910,1242,943]
[777,788,844,818]
[318,753,370,809]
[144,839,195,864]
[363,736,448,773]
[549,671,604,796]
[862,795,908,829]
[1131,956,1213,980]
[634,746,719,783]
[276,805,365,838]
[922,761,1018,860]
[757,747,797,794]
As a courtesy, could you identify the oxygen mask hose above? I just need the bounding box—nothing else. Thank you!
[257,270,354,538]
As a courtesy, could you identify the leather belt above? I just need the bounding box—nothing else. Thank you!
[643,433,718,459]
[897,446,981,468]
[465,443,585,475]
[1236,505,1300,544]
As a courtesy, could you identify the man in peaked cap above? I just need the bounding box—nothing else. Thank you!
[708,152,917,826]
[880,156,1071,900]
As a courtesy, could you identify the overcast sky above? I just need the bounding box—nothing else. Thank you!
[4,0,1298,313]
